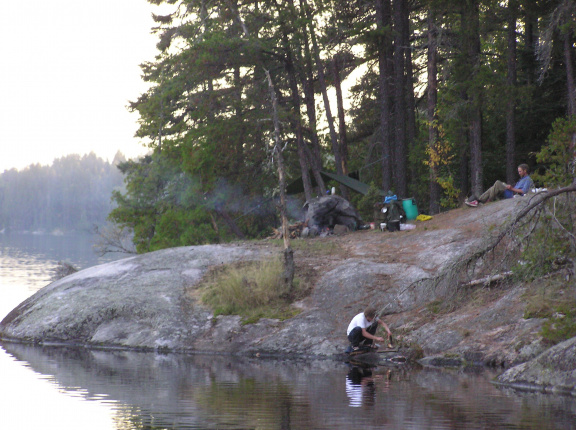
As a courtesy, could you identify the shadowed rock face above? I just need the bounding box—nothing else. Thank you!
[2,193,573,393]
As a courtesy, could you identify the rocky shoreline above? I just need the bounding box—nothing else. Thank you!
[1,196,575,394]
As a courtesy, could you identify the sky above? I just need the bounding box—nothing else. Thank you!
[0,0,166,172]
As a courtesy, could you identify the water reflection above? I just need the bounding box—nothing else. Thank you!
[346,366,392,408]
[2,343,575,430]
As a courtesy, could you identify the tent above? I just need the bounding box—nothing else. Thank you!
[286,170,386,197]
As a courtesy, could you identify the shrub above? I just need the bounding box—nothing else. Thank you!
[522,275,570,319]
[356,183,383,222]
[200,258,302,323]
[51,261,78,281]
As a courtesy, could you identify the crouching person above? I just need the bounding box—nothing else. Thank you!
[347,306,392,351]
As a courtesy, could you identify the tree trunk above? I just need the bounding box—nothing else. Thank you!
[470,107,483,197]
[332,56,349,177]
[427,8,441,215]
[403,0,417,190]
[283,31,314,201]
[564,31,576,181]
[393,0,407,197]
[459,127,470,200]
[523,1,538,86]
[376,0,393,193]
[265,69,294,289]
[297,8,327,195]
[233,65,246,179]
[463,0,483,197]
[564,32,576,118]
[506,3,517,185]
[284,0,325,196]
[302,0,346,194]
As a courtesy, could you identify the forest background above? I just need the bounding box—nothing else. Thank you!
[2,0,575,254]
[0,153,125,233]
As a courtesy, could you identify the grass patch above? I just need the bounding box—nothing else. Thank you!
[521,273,576,345]
[200,257,309,324]
[426,299,444,314]
[540,302,576,345]
[522,274,574,319]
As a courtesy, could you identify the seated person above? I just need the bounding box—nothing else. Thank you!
[465,164,534,207]
[347,306,392,350]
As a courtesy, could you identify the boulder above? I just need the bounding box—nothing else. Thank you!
[304,195,362,234]
[496,337,576,394]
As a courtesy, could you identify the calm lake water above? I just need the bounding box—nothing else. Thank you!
[1,232,576,429]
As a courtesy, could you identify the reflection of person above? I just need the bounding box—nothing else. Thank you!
[347,306,392,351]
[345,366,374,408]
[465,164,534,207]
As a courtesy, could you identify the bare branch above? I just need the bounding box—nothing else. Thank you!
[93,224,137,256]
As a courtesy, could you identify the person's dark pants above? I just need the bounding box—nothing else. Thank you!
[347,324,377,347]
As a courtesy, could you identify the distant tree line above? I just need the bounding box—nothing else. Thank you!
[109,0,576,253]
[0,152,126,232]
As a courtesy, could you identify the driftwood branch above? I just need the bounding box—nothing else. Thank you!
[268,222,305,240]
[463,271,513,287]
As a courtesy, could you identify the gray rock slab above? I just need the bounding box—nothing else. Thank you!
[1,193,566,376]
[0,245,267,352]
[497,337,576,394]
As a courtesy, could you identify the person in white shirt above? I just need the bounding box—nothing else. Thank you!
[346,306,392,350]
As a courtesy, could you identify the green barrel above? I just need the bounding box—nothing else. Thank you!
[402,198,418,220]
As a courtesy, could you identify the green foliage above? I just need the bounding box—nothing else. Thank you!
[200,258,302,324]
[426,300,444,315]
[533,116,576,187]
[149,208,219,251]
[109,150,244,253]
[514,208,573,281]
[424,123,460,210]
[114,0,574,254]
[109,145,282,253]
[521,262,576,347]
[356,183,383,222]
